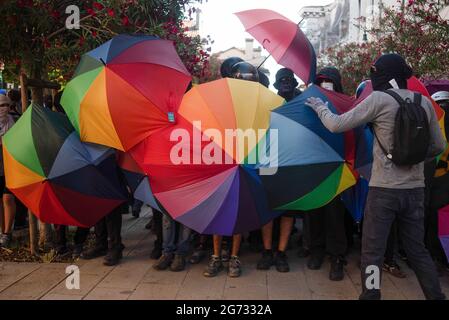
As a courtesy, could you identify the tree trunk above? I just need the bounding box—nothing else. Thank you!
[20,73,39,256]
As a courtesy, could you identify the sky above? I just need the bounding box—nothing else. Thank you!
[193,0,334,86]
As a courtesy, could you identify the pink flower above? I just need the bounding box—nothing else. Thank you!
[107,8,115,17]
[93,2,104,11]
[122,16,130,26]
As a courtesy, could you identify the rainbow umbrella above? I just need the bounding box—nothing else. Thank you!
[61,34,192,151]
[259,85,358,210]
[116,151,162,211]
[130,78,284,235]
[3,104,128,227]
[235,9,316,84]
[438,204,449,261]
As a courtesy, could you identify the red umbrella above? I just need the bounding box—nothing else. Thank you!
[235,9,316,84]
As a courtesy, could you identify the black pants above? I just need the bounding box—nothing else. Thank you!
[94,206,123,250]
[305,197,347,257]
[152,209,163,250]
[54,225,90,249]
[360,187,445,300]
[384,221,398,264]
[427,174,449,264]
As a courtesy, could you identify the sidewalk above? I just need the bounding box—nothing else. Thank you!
[0,206,448,300]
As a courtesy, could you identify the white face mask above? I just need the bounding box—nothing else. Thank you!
[320,82,334,91]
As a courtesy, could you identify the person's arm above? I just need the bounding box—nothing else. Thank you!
[305,93,380,133]
[425,98,446,159]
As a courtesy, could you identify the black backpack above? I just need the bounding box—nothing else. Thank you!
[373,90,430,166]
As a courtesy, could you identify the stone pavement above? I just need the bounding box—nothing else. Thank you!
[0,206,448,300]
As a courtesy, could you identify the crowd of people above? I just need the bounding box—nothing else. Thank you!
[1,52,449,300]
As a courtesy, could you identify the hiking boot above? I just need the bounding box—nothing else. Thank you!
[150,245,162,260]
[297,247,310,258]
[79,245,108,260]
[203,255,223,277]
[228,256,242,278]
[153,253,174,270]
[307,251,325,270]
[329,256,347,281]
[275,251,290,273]
[256,250,274,270]
[383,261,406,278]
[103,247,123,266]
[0,233,12,248]
[189,247,207,264]
[170,254,186,272]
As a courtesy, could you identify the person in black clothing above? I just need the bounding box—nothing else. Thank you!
[274,68,301,101]
[304,67,348,281]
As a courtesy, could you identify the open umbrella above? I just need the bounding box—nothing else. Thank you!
[3,104,128,227]
[61,34,192,151]
[438,204,449,261]
[235,9,316,84]
[116,151,162,211]
[130,78,284,235]
[259,84,357,210]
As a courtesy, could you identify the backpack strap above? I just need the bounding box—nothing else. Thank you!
[383,89,405,105]
[413,92,422,106]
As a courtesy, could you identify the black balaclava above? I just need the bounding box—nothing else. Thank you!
[370,53,413,91]
[313,67,344,93]
[274,68,299,102]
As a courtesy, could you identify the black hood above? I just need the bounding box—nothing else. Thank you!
[314,67,343,93]
[370,53,413,91]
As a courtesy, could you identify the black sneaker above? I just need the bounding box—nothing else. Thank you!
[103,248,123,266]
[275,251,290,273]
[80,245,108,260]
[383,261,406,278]
[256,250,274,270]
[329,256,346,281]
[153,253,174,270]
[189,247,207,264]
[203,255,223,277]
[150,246,162,260]
[307,251,325,270]
[170,254,186,272]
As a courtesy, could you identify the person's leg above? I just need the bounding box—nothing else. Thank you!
[189,234,208,264]
[306,206,326,269]
[2,193,16,234]
[229,234,242,277]
[359,188,397,300]
[150,210,163,259]
[103,206,123,266]
[274,216,294,272]
[132,199,143,218]
[397,188,445,300]
[325,198,348,281]
[204,235,224,277]
[73,227,90,257]
[382,222,406,278]
[154,213,176,270]
[171,223,191,271]
[53,224,68,254]
[80,218,107,259]
[257,221,275,270]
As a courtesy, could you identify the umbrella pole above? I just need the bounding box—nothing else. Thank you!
[256,17,306,71]
[20,73,39,256]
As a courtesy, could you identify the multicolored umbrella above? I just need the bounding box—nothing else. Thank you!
[341,178,369,223]
[259,84,358,210]
[3,104,128,227]
[438,204,449,261]
[130,78,284,235]
[235,9,316,84]
[61,34,192,151]
[116,151,162,211]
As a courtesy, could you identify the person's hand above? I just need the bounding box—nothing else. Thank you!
[305,97,328,111]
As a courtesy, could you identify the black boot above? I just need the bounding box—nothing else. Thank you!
[329,255,346,281]
[103,246,123,266]
[307,251,325,270]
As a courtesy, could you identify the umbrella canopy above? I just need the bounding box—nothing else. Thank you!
[116,151,162,211]
[131,78,284,235]
[341,178,369,223]
[438,204,449,261]
[61,34,192,151]
[259,84,358,210]
[3,104,128,227]
[235,9,316,84]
